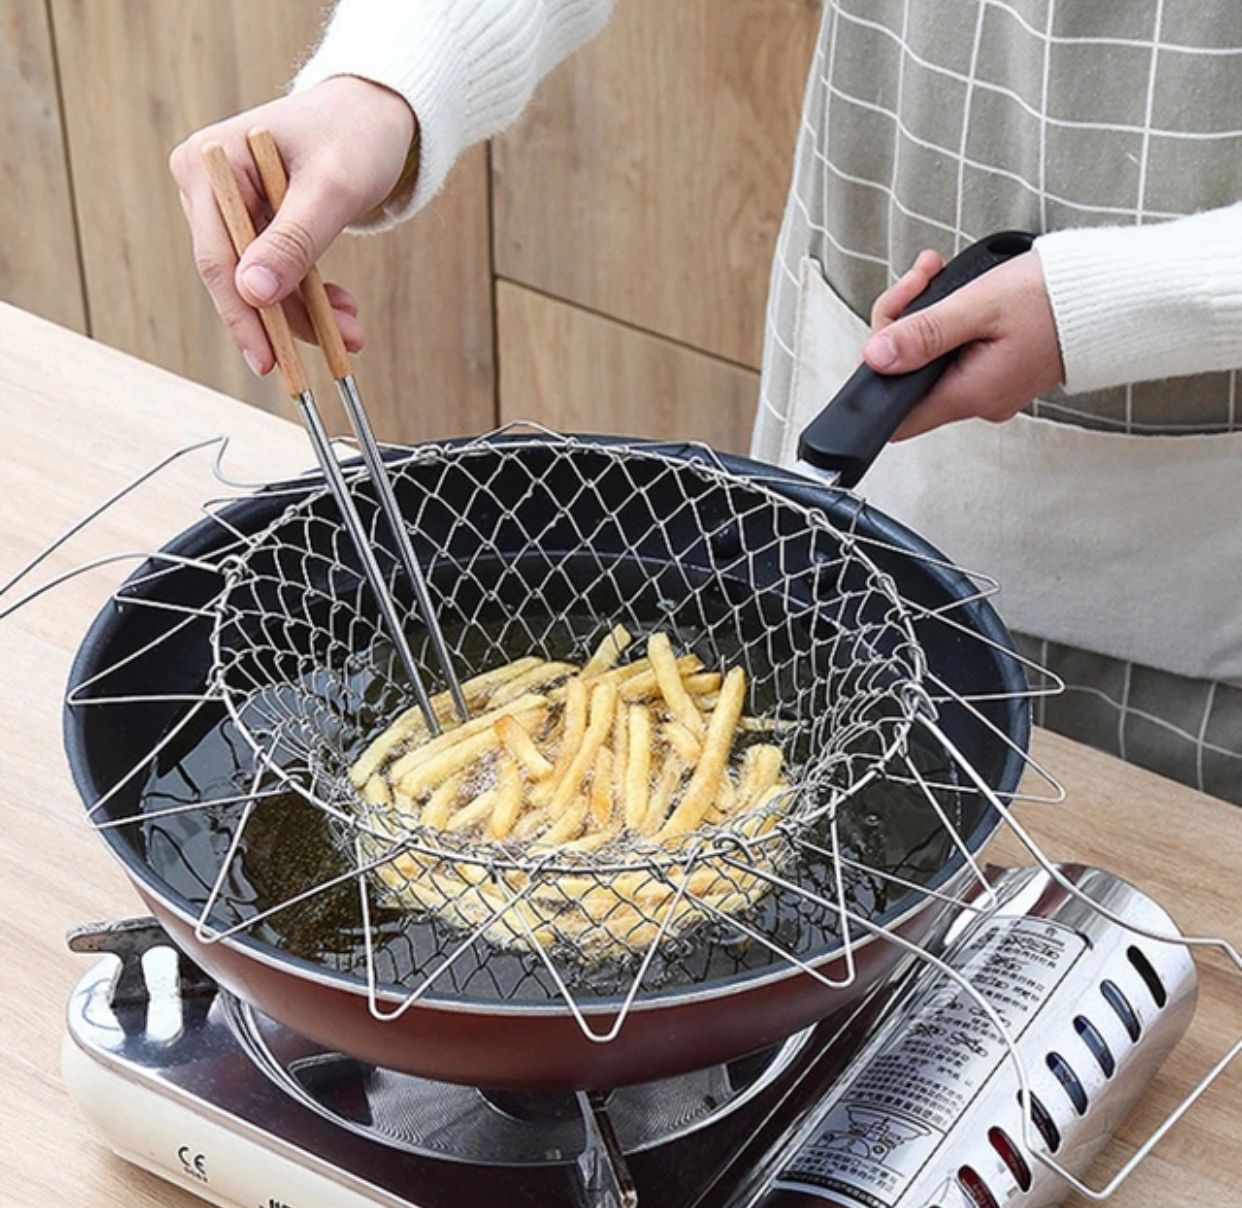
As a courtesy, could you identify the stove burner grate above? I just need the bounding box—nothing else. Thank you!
[225,992,812,1167]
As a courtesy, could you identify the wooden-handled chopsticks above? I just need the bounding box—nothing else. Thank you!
[244,128,468,725]
[200,138,467,734]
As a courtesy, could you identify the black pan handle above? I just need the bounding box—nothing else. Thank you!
[797,230,1036,488]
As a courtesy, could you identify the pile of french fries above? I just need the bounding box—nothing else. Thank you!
[348,627,795,959]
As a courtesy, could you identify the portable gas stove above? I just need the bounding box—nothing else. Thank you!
[62,917,877,1208]
[63,865,1199,1208]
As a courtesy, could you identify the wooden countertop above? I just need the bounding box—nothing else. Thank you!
[0,302,1237,1206]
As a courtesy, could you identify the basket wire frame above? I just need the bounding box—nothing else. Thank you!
[3,423,1238,1201]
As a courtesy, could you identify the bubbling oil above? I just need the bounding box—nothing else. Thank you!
[142,605,963,1005]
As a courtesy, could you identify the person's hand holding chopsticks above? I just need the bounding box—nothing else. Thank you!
[169,76,416,376]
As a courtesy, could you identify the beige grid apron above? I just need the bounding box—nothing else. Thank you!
[754,0,1242,804]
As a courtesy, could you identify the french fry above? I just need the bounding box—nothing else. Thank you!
[352,702,467,786]
[623,704,652,829]
[446,788,499,833]
[663,720,702,764]
[352,637,786,963]
[397,729,506,797]
[494,714,554,779]
[543,794,589,845]
[558,826,620,854]
[606,655,655,685]
[738,744,783,807]
[590,747,614,825]
[648,633,705,736]
[617,655,703,701]
[604,656,655,683]
[421,773,466,830]
[384,860,559,949]
[459,656,543,701]
[630,863,741,904]
[548,660,634,703]
[349,658,549,786]
[487,754,525,840]
[388,694,547,783]
[740,715,800,734]
[613,702,629,799]
[542,677,588,787]
[581,624,633,678]
[734,783,787,838]
[684,672,723,695]
[490,661,578,706]
[642,755,684,834]
[550,680,618,815]
[349,707,428,786]
[658,666,746,838]
[512,805,553,841]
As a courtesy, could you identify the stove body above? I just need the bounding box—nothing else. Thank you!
[62,866,1199,1208]
[63,926,880,1208]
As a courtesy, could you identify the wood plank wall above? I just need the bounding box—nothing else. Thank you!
[493,0,820,452]
[0,0,85,333]
[0,1,821,454]
[494,0,819,370]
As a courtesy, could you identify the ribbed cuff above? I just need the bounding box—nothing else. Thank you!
[1035,204,1242,395]
[293,0,470,227]
[292,0,612,227]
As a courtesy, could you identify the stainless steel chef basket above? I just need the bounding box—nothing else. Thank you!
[6,420,1238,1199]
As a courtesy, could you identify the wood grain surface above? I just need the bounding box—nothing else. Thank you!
[492,0,820,369]
[0,305,1237,1206]
[47,0,494,442]
[0,0,87,332]
[497,280,759,452]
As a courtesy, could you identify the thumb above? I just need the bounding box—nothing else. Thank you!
[861,291,983,375]
[235,176,354,307]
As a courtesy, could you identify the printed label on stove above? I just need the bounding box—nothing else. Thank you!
[176,1144,209,1184]
[770,916,1087,1207]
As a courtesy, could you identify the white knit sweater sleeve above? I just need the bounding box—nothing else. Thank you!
[292,0,614,226]
[1035,202,1242,396]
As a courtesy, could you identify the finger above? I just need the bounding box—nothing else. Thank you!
[870,249,945,331]
[324,282,358,317]
[171,135,268,216]
[337,309,365,352]
[912,247,944,278]
[283,291,365,352]
[235,170,357,308]
[863,275,1000,375]
[891,381,973,441]
[182,173,274,375]
[323,281,365,349]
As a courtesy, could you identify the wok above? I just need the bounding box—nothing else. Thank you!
[64,234,1035,1090]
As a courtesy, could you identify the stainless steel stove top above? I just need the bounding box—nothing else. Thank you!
[62,918,885,1208]
[63,866,1201,1208]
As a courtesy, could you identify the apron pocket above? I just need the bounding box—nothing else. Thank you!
[860,413,1242,683]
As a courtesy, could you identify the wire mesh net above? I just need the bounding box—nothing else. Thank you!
[207,435,929,963]
[13,425,1238,1198]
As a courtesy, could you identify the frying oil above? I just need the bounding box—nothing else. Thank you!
[142,613,966,1006]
